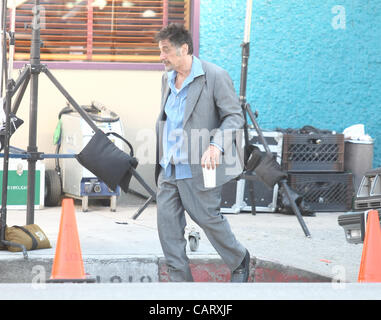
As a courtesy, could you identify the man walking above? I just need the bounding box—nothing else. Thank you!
[155,23,250,282]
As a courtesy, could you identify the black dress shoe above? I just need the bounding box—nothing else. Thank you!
[231,250,250,282]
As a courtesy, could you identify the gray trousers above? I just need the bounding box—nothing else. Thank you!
[157,166,246,282]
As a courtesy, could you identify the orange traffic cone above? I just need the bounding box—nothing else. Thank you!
[48,198,94,283]
[358,209,381,282]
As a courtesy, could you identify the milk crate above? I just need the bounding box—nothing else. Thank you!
[282,133,344,172]
[288,172,354,212]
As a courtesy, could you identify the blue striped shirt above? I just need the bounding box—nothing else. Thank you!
[160,56,205,179]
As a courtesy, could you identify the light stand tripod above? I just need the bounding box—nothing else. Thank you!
[239,0,311,238]
[1,0,29,256]
[0,0,156,255]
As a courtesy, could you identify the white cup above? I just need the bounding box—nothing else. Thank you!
[202,167,216,188]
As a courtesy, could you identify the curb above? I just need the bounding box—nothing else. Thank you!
[0,254,332,283]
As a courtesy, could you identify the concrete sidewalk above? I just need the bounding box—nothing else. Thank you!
[1,282,381,300]
[0,192,364,284]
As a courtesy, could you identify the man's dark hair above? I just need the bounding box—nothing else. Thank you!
[155,23,193,55]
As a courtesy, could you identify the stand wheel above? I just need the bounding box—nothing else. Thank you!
[110,195,117,212]
[82,196,88,212]
[188,230,201,252]
[189,237,199,252]
[45,169,62,206]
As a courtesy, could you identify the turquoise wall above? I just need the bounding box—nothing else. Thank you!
[199,0,381,166]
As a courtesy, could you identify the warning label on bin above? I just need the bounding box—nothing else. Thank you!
[0,171,40,205]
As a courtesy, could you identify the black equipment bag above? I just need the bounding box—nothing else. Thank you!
[254,154,287,189]
[76,129,138,193]
[245,144,287,189]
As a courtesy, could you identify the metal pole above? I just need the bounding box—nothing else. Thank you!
[0,77,28,258]
[0,5,2,98]
[237,1,311,237]
[239,0,256,214]
[280,181,311,238]
[239,0,253,160]
[1,79,12,242]
[0,0,9,239]
[7,1,16,80]
[0,0,28,257]
[26,0,41,225]
[1,0,8,97]
[0,0,4,97]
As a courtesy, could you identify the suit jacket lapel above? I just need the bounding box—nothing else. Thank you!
[156,80,170,170]
[161,82,170,112]
[183,75,205,127]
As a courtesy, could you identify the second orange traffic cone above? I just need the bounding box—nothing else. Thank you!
[358,209,381,282]
[48,198,94,283]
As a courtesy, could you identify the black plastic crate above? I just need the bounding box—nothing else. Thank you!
[282,133,344,172]
[288,172,354,212]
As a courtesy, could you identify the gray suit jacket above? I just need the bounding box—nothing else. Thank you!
[155,59,244,189]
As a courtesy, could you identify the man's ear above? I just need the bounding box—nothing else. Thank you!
[181,43,189,55]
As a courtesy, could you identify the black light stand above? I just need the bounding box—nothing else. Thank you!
[239,0,311,237]
[0,0,156,255]
[1,0,28,257]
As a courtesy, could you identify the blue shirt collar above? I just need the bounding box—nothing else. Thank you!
[167,56,204,91]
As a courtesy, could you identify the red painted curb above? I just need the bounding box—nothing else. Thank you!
[159,257,332,282]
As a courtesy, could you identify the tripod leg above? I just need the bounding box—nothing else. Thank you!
[42,67,98,132]
[0,67,33,225]
[10,66,30,99]
[12,72,30,114]
[280,180,311,238]
[132,196,155,220]
[130,168,156,219]
[1,240,28,260]
[130,168,156,199]
[249,179,256,215]
[0,78,27,260]
[243,172,256,215]
[1,66,30,112]
[1,79,13,242]
[43,66,157,219]
[0,77,29,259]
[0,0,7,96]
[245,106,272,155]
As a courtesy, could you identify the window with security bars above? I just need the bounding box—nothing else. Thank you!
[8,0,191,63]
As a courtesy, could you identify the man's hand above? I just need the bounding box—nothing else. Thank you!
[201,144,222,170]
